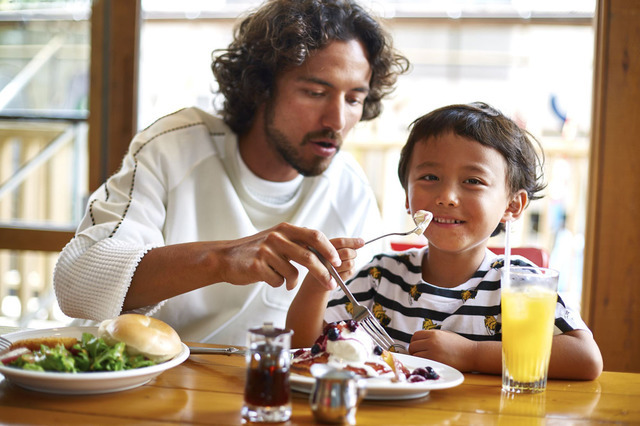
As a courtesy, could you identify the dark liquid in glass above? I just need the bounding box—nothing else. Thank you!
[244,346,290,406]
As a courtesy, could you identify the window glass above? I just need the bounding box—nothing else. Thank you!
[0,0,91,327]
[0,0,90,228]
[139,0,595,309]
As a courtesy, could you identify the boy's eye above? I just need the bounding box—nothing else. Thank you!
[422,174,438,181]
[465,178,483,185]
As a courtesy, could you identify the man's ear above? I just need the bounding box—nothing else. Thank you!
[502,190,528,222]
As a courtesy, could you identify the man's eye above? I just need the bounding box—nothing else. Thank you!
[346,96,364,106]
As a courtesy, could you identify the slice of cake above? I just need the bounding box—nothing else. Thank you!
[292,320,412,382]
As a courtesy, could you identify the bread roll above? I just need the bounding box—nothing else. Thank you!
[98,314,182,363]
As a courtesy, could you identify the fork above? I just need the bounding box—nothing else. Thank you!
[0,336,11,353]
[364,210,433,246]
[309,247,406,353]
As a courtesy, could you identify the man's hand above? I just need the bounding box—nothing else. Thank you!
[217,223,363,291]
[125,223,364,312]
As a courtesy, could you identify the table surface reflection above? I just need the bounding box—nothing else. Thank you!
[0,342,637,424]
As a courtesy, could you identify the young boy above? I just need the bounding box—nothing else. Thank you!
[287,102,602,380]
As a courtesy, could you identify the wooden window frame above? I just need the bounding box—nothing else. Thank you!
[582,0,640,373]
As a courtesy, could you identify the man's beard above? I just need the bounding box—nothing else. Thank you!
[264,103,340,177]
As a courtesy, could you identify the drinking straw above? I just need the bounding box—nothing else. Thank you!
[503,220,511,283]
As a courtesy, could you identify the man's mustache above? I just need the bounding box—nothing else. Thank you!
[303,129,342,146]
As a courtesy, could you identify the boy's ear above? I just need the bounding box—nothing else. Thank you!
[502,190,528,222]
[405,195,410,213]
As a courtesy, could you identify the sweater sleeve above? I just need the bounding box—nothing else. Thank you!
[51,141,166,320]
[52,119,177,321]
[53,235,163,321]
[52,110,215,321]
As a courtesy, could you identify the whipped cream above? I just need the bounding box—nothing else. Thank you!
[326,326,374,363]
[412,210,433,236]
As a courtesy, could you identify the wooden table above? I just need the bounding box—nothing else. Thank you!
[0,344,638,425]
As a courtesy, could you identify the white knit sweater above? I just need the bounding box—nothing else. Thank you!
[53,108,385,345]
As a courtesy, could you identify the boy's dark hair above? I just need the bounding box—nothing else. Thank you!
[397,102,546,235]
[211,0,410,135]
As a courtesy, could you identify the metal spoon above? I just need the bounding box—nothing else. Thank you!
[364,210,433,246]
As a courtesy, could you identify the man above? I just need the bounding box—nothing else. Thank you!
[54,0,410,345]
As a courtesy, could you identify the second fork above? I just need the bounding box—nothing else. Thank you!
[309,247,406,353]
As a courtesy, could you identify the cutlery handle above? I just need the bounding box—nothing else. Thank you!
[188,347,244,355]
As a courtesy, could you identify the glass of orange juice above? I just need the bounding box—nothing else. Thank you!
[501,266,559,393]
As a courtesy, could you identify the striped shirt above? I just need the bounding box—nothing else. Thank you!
[324,247,589,347]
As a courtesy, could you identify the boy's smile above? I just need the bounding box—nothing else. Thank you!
[405,131,514,255]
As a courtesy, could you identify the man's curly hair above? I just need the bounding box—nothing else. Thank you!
[211,0,410,135]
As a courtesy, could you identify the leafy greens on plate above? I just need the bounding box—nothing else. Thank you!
[6,333,156,373]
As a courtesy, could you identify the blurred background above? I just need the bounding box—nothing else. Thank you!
[0,0,595,328]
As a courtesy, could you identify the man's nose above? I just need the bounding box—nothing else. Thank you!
[321,97,347,133]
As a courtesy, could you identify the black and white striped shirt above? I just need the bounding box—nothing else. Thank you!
[324,247,589,347]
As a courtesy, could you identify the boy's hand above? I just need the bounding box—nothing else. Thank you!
[300,237,364,291]
[408,329,477,372]
[330,237,365,281]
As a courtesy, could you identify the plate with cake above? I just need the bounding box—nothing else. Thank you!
[290,320,464,400]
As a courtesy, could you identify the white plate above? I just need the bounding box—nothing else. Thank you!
[290,353,464,400]
[0,326,189,395]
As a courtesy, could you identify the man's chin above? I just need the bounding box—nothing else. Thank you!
[294,160,332,177]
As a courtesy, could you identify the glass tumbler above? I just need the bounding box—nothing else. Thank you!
[501,266,559,393]
[241,322,293,423]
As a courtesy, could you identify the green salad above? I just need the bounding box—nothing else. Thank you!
[7,333,156,373]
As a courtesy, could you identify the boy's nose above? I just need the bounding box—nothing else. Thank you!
[435,186,459,207]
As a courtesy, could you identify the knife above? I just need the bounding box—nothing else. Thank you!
[188,346,245,355]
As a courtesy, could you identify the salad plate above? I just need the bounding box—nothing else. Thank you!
[0,326,190,395]
[290,353,464,400]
